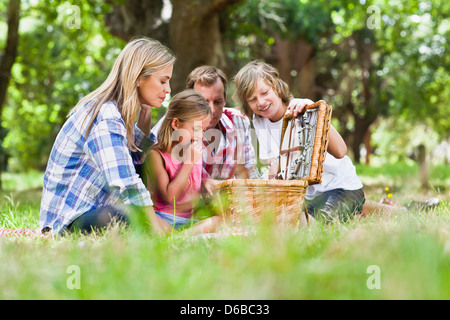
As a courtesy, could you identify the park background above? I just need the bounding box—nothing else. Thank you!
[0,0,449,300]
[1,0,449,190]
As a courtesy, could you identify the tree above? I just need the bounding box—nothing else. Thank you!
[0,0,20,189]
[315,26,389,164]
[2,0,124,171]
[104,0,244,94]
[224,0,449,170]
[222,0,334,99]
[323,0,450,186]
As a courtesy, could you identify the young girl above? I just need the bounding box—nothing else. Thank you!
[40,37,176,235]
[233,60,366,223]
[144,89,222,233]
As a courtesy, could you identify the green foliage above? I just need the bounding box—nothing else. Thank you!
[222,0,334,64]
[1,169,44,191]
[316,0,449,149]
[370,117,444,164]
[2,0,124,170]
[1,0,449,171]
[224,0,449,163]
[377,0,450,137]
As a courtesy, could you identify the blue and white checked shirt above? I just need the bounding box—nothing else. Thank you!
[39,101,155,234]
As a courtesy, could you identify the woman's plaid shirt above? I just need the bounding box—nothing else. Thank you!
[39,102,155,234]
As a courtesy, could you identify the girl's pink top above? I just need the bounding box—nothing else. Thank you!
[151,149,202,218]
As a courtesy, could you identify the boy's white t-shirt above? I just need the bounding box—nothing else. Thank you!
[252,114,363,199]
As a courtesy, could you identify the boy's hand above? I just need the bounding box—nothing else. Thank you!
[286,98,314,117]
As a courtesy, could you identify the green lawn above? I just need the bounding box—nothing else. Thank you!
[0,163,449,300]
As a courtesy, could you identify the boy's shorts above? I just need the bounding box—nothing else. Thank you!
[306,188,365,223]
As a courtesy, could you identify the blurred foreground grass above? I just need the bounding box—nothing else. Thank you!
[0,163,449,299]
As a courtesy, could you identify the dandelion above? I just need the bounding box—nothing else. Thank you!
[387,193,392,198]
[385,187,390,192]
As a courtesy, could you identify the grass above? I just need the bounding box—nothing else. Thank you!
[356,162,449,203]
[0,163,449,300]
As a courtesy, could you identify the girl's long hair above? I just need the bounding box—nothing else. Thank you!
[155,89,211,153]
[70,37,175,152]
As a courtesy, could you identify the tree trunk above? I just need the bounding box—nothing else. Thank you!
[292,39,316,100]
[104,0,243,94]
[104,0,169,44]
[363,129,372,165]
[266,36,317,100]
[170,0,234,93]
[417,144,430,191]
[351,30,378,163]
[352,121,365,164]
[0,0,21,190]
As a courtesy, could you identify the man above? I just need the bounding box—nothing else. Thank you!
[152,66,260,186]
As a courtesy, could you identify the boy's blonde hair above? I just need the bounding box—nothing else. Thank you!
[155,89,211,153]
[233,60,292,119]
[71,37,176,152]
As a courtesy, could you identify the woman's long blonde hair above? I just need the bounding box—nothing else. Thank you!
[155,89,210,153]
[233,60,292,119]
[70,37,176,151]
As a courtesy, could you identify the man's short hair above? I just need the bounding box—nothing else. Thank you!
[186,65,228,100]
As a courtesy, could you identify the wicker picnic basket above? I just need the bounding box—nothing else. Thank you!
[213,179,309,226]
[213,101,332,226]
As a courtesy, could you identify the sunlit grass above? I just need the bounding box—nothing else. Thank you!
[0,209,449,299]
[0,165,449,299]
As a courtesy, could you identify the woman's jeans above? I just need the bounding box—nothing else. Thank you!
[67,205,130,233]
[67,206,198,233]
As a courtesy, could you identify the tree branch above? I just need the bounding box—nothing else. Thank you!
[200,0,243,19]
[104,0,169,44]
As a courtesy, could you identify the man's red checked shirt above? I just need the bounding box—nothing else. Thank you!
[202,108,260,180]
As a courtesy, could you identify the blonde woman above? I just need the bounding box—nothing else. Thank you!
[40,37,176,235]
[144,89,222,234]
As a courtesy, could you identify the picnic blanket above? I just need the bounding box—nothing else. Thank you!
[0,227,255,239]
[0,228,41,237]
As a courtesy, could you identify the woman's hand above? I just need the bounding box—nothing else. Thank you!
[286,98,314,117]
